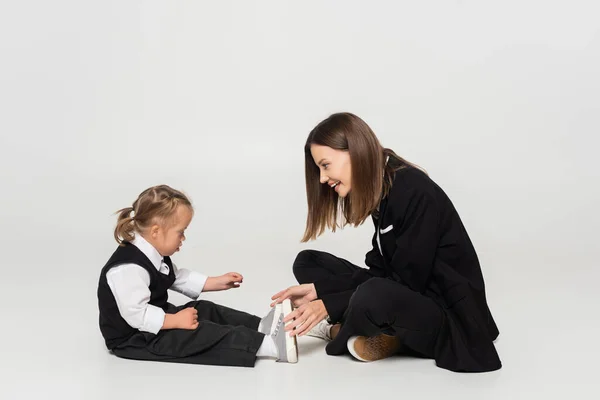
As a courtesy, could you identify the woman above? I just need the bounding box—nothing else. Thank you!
[271,112,501,372]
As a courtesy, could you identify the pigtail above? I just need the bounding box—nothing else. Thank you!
[114,206,135,245]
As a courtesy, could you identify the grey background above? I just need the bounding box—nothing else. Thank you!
[1,1,599,399]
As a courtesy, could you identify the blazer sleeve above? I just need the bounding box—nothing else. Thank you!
[389,187,439,293]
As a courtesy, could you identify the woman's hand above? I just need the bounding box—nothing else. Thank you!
[205,272,243,291]
[271,283,317,308]
[283,299,327,337]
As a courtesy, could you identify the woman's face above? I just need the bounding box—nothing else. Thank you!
[310,144,352,198]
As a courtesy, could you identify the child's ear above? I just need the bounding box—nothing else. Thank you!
[150,224,160,238]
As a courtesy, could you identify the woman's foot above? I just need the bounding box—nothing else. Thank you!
[347,334,401,362]
[330,323,341,340]
[306,321,342,341]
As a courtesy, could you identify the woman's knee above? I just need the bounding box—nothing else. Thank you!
[292,249,319,279]
[350,277,404,310]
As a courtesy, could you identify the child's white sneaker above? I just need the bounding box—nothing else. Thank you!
[306,319,333,341]
[259,306,275,334]
[271,299,298,363]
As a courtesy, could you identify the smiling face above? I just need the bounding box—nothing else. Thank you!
[301,112,390,243]
[310,144,352,198]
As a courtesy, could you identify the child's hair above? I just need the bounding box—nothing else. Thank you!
[114,185,193,245]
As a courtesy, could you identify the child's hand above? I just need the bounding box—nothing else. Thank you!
[205,272,244,292]
[163,307,198,330]
[175,307,199,330]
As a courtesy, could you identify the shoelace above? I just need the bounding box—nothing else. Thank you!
[271,314,284,337]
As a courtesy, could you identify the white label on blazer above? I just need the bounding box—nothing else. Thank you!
[377,225,393,255]
[379,225,394,234]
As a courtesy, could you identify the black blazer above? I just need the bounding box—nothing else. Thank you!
[316,164,501,372]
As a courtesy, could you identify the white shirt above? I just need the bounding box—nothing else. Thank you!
[106,235,208,335]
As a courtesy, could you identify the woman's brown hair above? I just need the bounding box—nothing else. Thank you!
[301,112,421,242]
[114,185,193,245]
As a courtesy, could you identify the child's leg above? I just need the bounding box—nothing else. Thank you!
[112,320,265,367]
[181,299,275,335]
[111,300,297,366]
[182,300,262,330]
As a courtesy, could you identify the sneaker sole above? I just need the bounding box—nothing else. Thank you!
[282,299,298,363]
[347,336,368,362]
[347,334,401,362]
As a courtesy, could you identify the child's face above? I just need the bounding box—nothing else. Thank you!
[150,205,193,257]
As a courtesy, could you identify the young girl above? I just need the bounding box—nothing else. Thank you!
[98,185,297,366]
[271,112,501,372]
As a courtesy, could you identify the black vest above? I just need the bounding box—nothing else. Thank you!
[97,242,176,349]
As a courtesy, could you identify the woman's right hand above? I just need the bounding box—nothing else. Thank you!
[271,283,317,308]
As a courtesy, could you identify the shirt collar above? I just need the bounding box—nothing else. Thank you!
[132,234,163,271]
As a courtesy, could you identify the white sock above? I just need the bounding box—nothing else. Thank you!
[256,335,278,358]
[258,319,267,334]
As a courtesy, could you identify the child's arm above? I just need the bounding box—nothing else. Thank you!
[107,264,197,332]
[203,272,244,291]
[170,264,243,296]
[170,263,208,299]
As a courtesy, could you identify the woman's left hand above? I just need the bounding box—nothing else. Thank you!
[283,299,328,337]
[270,283,317,308]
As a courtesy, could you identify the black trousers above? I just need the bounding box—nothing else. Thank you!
[293,250,444,359]
[112,300,265,367]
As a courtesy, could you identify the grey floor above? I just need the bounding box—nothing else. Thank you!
[3,252,599,400]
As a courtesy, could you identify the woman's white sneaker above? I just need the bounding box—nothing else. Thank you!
[306,319,333,341]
